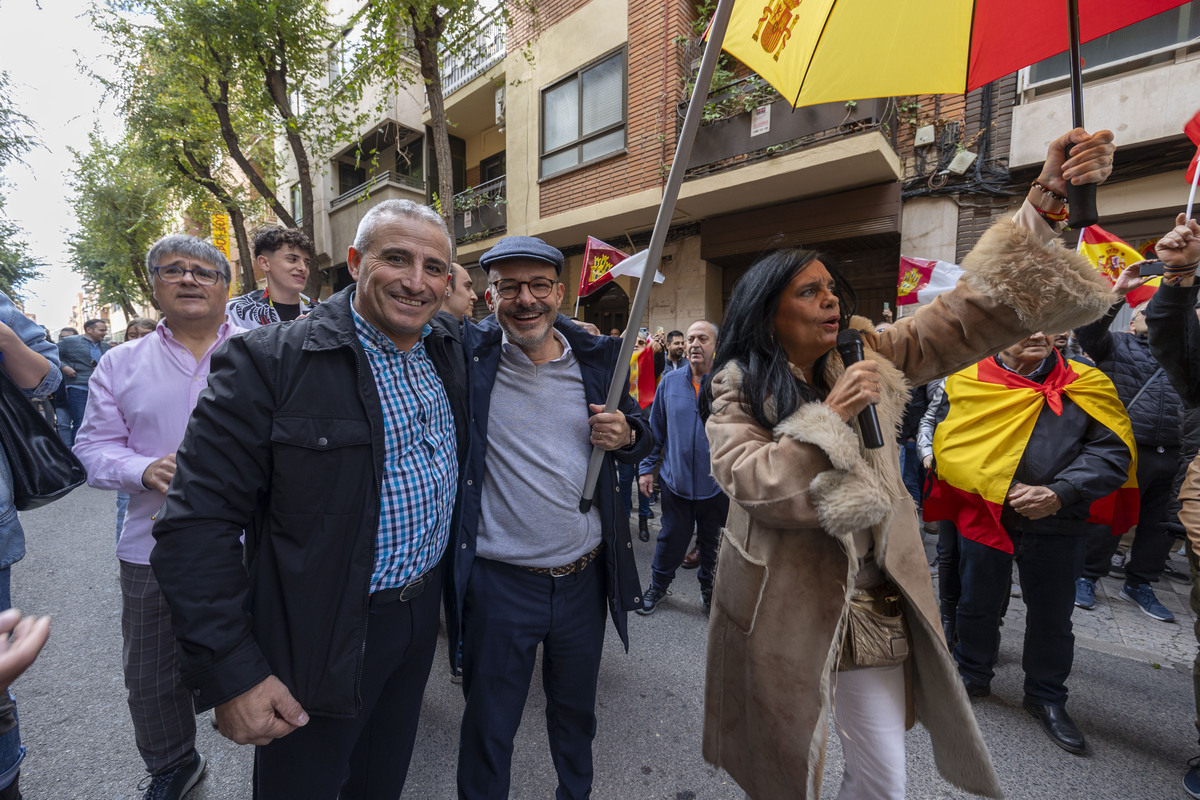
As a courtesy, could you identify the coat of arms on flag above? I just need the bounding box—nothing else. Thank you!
[1078,225,1161,307]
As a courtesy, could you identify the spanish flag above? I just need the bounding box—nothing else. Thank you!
[924,352,1138,554]
[1078,225,1161,308]
[629,347,657,410]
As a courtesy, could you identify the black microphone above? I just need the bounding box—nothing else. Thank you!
[835,329,885,450]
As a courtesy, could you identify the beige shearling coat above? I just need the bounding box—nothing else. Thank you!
[702,207,1116,799]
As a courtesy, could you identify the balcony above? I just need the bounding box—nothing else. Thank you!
[328,171,427,264]
[441,12,506,97]
[453,175,506,244]
[681,78,897,177]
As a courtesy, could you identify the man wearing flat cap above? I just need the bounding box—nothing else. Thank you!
[451,235,652,799]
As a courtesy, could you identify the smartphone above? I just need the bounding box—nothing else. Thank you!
[655,326,664,335]
[1138,259,1166,277]
[883,302,890,311]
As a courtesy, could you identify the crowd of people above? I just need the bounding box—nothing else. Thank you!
[0,123,1199,800]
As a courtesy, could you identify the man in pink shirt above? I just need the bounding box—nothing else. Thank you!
[74,234,238,800]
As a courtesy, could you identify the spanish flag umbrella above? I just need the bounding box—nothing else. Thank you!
[720,0,1190,229]
[577,0,1186,509]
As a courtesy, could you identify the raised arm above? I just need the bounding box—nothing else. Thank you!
[871,129,1117,386]
[1146,215,1200,403]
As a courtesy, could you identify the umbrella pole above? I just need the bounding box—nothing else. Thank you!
[1066,0,1099,228]
[577,0,736,513]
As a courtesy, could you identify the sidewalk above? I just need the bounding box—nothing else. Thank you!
[924,531,1197,670]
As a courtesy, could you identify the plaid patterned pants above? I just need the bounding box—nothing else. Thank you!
[120,561,196,775]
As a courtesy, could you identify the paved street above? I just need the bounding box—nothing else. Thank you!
[7,484,1199,798]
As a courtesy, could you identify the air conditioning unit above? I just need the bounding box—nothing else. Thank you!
[495,86,505,125]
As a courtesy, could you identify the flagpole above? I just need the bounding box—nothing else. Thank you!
[577,0,735,513]
[1187,165,1200,222]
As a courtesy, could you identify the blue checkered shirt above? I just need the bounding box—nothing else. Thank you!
[352,299,458,592]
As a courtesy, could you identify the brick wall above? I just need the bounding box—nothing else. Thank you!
[510,0,596,51]
[538,0,693,218]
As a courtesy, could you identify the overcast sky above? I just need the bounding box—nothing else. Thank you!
[1,0,122,329]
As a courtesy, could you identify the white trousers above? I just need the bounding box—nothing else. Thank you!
[831,664,907,800]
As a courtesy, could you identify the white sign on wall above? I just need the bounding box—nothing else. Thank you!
[751,105,771,137]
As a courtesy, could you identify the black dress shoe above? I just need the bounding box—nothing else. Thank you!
[1023,699,1086,754]
[963,681,990,699]
[638,516,650,542]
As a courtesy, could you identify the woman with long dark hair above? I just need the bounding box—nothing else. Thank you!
[699,129,1119,799]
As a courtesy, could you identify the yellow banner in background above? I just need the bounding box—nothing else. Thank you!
[210,213,231,259]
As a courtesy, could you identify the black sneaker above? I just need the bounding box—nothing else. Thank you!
[637,585,668,615]
[701,589,712,617]
[140,751,206,800]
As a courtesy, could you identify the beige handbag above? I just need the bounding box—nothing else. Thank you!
[838,583,909,671]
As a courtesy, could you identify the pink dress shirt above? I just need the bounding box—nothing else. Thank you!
[74,320,238,565]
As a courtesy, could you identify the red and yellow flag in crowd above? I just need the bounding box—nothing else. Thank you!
[924,354,1138,554]
[629,347,656,410]
[1077,225,1160,308]
[1186,108,1200,185]
[578,237,624,298]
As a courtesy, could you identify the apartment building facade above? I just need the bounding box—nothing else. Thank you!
[290,0,1200,330]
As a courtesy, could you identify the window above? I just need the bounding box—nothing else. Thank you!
[540,50,626,178]
[395,137,424,189]
[290,184,303,225]
[338,162,367,196]
[1026,1,1200,87]
[328,26,362,85]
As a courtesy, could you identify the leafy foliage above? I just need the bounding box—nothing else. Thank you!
[67,132,171,318]
[0,73,43,298]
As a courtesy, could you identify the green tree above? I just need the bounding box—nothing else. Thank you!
[351,0,534,256]
[93,0,369,294]
[67,133,172,318]
[0,73,43,298]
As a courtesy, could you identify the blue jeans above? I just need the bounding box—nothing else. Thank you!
[616,462,650,519]
[54,404,73,447]
[116,492,129,544]
[899,440,922,507]
[65,386,89,447]
[0,568,24,790]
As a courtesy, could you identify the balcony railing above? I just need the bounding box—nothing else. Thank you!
[440,13,506,97]
[453,175,506,243]
[679,77,897,178]
[331,170,425,208]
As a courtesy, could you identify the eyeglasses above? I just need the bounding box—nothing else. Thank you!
[490,278,557,300]
[153,265,224,286]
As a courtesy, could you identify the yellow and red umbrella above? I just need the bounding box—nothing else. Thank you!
[720,0,1189,108]
[715,0,1189,228]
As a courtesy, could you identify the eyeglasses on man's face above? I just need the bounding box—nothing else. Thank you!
[490,278,558,301]
[153,265,224,287]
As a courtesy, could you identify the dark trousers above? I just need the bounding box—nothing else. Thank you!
[617,461,651,519]
[1083,443,1180,584]
[954,530,1085,705]
[937,520,961,640]
[458,556,607,800]
[650,486,728,594]
[254,567,442,800]
[120,562,196,776]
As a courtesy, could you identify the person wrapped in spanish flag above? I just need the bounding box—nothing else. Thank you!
[924,332,1137,756]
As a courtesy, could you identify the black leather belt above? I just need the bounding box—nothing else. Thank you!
[371,573,429,605]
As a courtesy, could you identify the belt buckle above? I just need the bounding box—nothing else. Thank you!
[399,575,426,601]
[549,563,574,578]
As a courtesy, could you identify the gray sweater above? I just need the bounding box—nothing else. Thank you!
[476,331,602,567]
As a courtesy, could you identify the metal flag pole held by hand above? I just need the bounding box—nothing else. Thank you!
[1066,0,1099,229]
[578,0,735,514]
